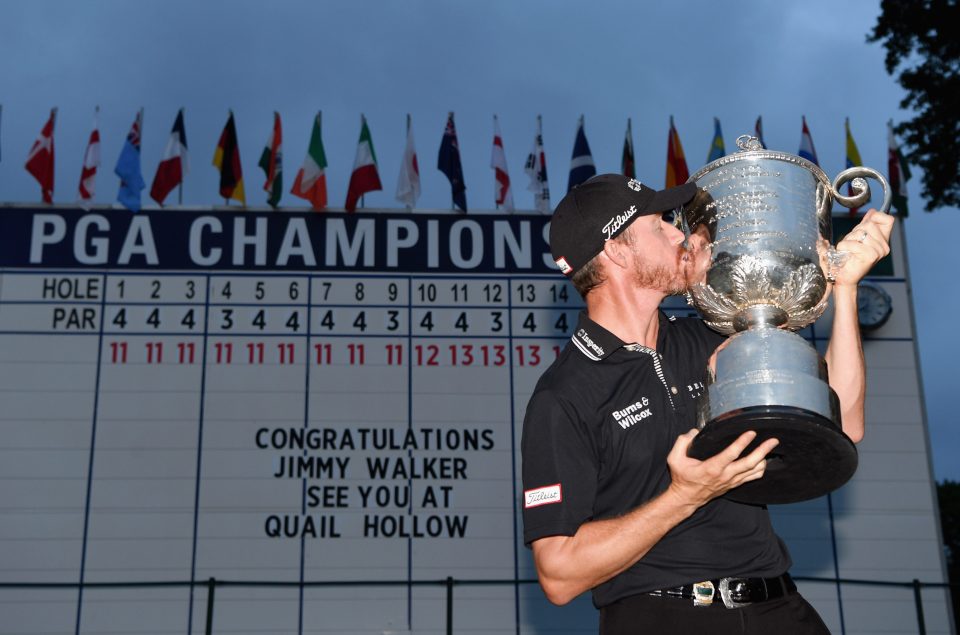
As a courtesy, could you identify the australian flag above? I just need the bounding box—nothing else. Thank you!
[567,116,596,192]
[437,112,467,212]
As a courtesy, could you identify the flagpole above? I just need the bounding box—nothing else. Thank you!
[449,111,456,212]
[178,107,184,207]
[360,113,365,210]
[139,107,145,211]
[405,113,413,211]
[538,114,543,212]
[493,114,500,211]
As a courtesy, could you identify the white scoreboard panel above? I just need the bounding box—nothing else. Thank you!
[0,208,952,635]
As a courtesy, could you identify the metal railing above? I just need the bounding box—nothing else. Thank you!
[0,575,954,635]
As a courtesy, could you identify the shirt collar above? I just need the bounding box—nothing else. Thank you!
[571,311,672,361]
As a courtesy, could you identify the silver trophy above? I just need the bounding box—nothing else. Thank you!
[681,135,891,504]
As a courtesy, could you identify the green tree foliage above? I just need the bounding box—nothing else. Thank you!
[868,0,960,211]
[936,480,960,617]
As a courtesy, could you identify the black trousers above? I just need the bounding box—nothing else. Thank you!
[599,591,832,635]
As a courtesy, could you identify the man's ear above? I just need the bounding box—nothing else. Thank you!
[601,238,630,271]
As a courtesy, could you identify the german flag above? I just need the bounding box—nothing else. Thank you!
[213,111,245,204]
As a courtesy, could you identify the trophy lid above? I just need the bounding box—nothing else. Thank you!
[688,134,830,186]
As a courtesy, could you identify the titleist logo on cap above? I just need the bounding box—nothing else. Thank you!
[602,205,638,240]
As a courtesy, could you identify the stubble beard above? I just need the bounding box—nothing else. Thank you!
[633,248,688,296]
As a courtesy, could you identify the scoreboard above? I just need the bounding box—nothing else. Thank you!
[1,207,600,635]
[0,207,952,635]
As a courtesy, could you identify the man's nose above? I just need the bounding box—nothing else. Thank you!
[667,222,688,246]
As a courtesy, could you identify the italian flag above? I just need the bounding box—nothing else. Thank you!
[344,114,382,212]
[291,112,328,211]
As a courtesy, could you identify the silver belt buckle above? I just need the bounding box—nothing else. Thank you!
[691,581,715,607]
[718,577,753,609]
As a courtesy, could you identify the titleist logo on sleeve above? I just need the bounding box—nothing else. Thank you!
[524,483,562,508]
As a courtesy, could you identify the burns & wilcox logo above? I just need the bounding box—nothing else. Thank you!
[612,397,653,429]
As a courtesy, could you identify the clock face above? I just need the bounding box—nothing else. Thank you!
[857,281,893,330]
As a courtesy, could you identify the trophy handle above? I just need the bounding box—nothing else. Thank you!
[825,167,893,281]
[830,167,892,215]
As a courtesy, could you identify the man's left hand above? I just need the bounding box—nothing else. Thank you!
[831,209,895,288]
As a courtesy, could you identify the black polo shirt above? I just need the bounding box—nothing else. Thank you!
[521,311,791,608]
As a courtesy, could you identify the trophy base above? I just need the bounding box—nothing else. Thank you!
[687,405,858,505]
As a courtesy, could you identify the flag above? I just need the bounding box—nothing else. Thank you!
[291,111,328,211]
[438,112,467,212]
[621,118,636,179]
[150,108,189,206]
[115,108,145,212]
[25,108,56,203]
[567,115,596,192]
[755,115,767,149]
[396,113,420,209]
[524,115,550,214]
[78,107,100,210]
[706,117,726,163]
[665,116,689,188]
[798,116,819,166]
[344,114,382,212]
[888,120,911,216]
[845,117,864,214]
[213,110,245,204]
[258,111,283,208]
[490,114,513,211]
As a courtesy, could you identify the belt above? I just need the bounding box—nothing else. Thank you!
[647,573,796,609]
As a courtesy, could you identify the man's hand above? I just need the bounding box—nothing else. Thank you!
[831,209,895,288]
[665,429,779,508]
[530,429,778,605]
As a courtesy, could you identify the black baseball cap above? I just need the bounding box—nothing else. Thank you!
[549,173,698,275]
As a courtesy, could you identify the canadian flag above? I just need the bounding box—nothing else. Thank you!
[78,107,101,210]
[25,108,57,203]
[491,115,513,211]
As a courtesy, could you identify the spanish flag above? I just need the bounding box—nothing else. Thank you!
[665,116,689,188]
[213,110,245,205]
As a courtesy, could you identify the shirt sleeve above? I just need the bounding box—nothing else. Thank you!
[520,387,600,546]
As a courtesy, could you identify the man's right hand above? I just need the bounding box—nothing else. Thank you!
[665,429,778,508]
[531,428,778,605]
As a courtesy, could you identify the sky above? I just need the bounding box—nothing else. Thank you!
[1,0,957,481]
